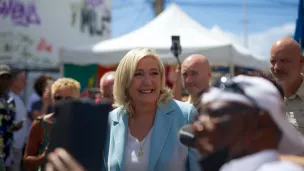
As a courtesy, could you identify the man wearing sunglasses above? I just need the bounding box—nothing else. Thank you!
[179,75,304,171]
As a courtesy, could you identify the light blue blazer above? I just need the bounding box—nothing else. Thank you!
[102,99,201,171]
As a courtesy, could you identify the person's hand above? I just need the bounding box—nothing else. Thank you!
[45,148,86,171]
[12,120,24,132]
[192,115,217,155]
[42,88,52,106]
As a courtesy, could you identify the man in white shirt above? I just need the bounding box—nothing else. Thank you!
[8,69,28,171]
[180,75,304,171]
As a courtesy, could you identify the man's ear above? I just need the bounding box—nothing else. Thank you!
[300,55,304,66]
[208,69,212,80]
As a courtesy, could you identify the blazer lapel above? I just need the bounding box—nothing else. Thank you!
[148,101,175,171]
[112,110,128,171]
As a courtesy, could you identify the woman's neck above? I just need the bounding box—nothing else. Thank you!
[132,104,157,120]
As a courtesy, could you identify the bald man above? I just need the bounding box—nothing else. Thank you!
[99,71,115,104]
[270,37,304,135]
[173,54,211,108]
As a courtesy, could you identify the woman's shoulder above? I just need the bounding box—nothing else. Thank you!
[109,107,124,115]
[108,107,126,122]
[170,99,195,110]
[168,99,198,122]
[29,117,45,135]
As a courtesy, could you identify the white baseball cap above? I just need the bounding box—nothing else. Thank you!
[202,75,304,155]
[179,75,304,154]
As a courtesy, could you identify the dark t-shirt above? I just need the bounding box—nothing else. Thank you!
[31,100,54,114]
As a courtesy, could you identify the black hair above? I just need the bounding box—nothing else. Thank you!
[33,75,56,97]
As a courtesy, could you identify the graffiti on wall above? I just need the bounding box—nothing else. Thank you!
[86,0,103,6]
[0,0,41,27]
[36,37,52,53]
[0,32,13,53]
[70,0,110,37]
[14,32,35,58]
[0,32,54,65]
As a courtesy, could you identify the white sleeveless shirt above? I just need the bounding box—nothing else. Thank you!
[124,128,153,171]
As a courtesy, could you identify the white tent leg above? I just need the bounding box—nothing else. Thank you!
[229,64,235,76]
[59,62,64,77]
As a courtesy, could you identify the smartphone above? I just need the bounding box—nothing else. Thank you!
[47,98,111,171]
[171,35,182,63]
[13,118,27,127]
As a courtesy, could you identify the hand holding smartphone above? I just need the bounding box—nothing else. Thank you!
[12,118,27,131]
[47,99,111,171]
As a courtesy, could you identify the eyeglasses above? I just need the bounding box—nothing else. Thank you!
[54,96,74,101]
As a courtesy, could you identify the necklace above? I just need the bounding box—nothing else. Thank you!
[138,138,147,157]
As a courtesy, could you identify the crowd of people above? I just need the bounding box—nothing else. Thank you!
[0,37,304,171]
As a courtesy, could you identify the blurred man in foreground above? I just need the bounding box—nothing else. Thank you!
[180,75,304,171]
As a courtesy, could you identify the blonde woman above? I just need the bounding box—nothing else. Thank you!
[45,48,200,171]
[23,78,81,171]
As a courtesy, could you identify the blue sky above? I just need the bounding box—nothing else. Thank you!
[111,0,299,58]
[111,0,298,36]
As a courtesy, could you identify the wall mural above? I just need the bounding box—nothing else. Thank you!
[70,0,111,37]
[0,0,111,67]
[0,32,13,53]
[11,32,53,65]
[0,0,41,27]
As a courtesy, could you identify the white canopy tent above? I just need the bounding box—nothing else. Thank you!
[61,4,268,70]
[210,25,269,65]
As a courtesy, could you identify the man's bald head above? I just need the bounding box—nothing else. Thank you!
[270,37,303,85]
[271,38,302,57]
[181,54,211,96]
[183,54,210,67]
[100,71,115,102]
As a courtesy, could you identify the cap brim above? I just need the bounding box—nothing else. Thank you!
[179,124,196,148]
[0,71,11,76]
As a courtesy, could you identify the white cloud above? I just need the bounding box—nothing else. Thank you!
[221,23,296,61]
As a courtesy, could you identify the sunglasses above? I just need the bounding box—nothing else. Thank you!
[54,96,74,101]
[204,75,265,117]
[214,75,259,107]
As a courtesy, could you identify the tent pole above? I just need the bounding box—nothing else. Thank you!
[58,47,64,77]
[59,62,64,77]
[229,64,235,76]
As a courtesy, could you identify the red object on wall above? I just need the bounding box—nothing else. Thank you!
[36,37,52,53]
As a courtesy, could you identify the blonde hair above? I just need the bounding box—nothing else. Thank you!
[99,71,115,93]
[51,78,81,98]
[113,48,172,117]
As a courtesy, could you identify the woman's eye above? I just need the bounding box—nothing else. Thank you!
[134,72,143,76]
